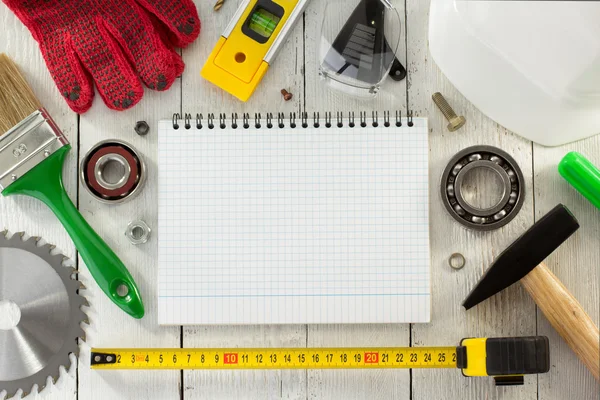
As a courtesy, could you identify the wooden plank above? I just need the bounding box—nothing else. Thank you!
[405,0,538,399]
[76,83,182,398]
[306,325,410,400]
[182,2,308,399]
[533,139,600,400]
[0,7,78,400]
[182,326,307,399]
[303,1,410,399]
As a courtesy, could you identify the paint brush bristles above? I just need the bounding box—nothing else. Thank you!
[0,54,41,134]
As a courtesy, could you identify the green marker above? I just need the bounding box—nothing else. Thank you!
[558,152,600,211]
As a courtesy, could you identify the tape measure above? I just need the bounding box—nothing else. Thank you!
[91,337,550,386]
[201,0,311,101]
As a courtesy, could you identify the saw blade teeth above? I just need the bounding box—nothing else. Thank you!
[63,265,76,275]
[67,353,78,374]
[80,296,90,307]
[7,231,21,241]
[76,293,89,307]
[25,235,38,244]
[0,232,89,398]
[76,326,86,341]
[64,276,82,289]
[78,323,87,336]
[80,308,91,326]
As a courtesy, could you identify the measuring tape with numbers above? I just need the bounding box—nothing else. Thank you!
[91,337,550,386]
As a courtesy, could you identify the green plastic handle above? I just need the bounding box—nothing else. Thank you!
[558,151,600,211]
[3,145,145,318]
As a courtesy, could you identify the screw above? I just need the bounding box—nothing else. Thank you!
[281,89,293,101]
[10,174,17,181]
[432,92,466,132]
[44,150,50,157]
[213,0,225,11]
[135,121,150,136]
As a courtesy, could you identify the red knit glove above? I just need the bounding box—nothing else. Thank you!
[3,0,200,113]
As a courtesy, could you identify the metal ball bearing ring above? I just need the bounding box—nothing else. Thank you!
[441,146,525,231]
[81,140,146,204]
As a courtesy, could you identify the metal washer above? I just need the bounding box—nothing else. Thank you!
[441,146,525,231]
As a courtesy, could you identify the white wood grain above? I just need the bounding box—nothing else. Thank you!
[2,0,599,399]
[303,1,411,399]
[76,85,182,399]
[182,2,308,399]
[406,1,539,400]
[0,5,78,400]
[533,139,600,400]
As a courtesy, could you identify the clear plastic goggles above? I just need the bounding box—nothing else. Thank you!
[319,0,404,98]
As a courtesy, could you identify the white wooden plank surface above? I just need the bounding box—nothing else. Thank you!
[533,139,600,400]
[0,5,78,400]
[1,0,599,399]
[405,1,539,399]
[303,1,411,399]
[76,85,182,400]
[181,2,308,399]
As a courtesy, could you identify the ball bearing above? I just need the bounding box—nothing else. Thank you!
[81,140,146,204]
[441,146,525,231]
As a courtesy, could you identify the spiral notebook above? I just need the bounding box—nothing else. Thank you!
[158,112,430,325]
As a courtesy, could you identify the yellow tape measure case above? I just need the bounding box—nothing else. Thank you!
[202,0,309,101]
[91,336,550,386]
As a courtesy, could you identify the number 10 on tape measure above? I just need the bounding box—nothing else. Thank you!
[91,337,550,386]
[201,0,311,101]
[92,347,456,370]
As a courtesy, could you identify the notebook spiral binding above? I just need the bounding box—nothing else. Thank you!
[172,111,414,130]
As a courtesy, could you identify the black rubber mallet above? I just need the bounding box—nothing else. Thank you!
[463,204,599,380]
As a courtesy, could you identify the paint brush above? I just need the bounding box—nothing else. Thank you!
[0,54,144,319]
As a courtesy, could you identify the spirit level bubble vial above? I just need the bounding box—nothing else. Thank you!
[201,0,311,101]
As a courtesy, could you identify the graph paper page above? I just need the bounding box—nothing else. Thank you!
[158,118,430,325]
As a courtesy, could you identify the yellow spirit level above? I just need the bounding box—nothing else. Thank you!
[201,0,310,101]
[91,336,550,386]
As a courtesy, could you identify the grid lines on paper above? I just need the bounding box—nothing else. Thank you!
[157,118,430,325]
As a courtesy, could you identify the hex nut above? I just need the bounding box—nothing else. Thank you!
[126,220,151,245]
[135,121,150,136]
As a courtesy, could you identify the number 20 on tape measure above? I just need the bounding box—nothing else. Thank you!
[201,0,311,101]
[92,347,457,370]
[91,337,551,386]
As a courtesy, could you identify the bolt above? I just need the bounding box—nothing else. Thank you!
[10,174,17,181]
[281,89,293,101]
[135,121,150,136]
[44,150,50,157]
[213,0,225,11]
[432,92,466,132]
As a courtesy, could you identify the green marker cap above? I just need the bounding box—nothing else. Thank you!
[558,152,600,211]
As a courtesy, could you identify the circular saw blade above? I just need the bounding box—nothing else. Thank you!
[0,231,87,399]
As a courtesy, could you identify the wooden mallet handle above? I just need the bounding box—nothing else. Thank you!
[521,262,599,380]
